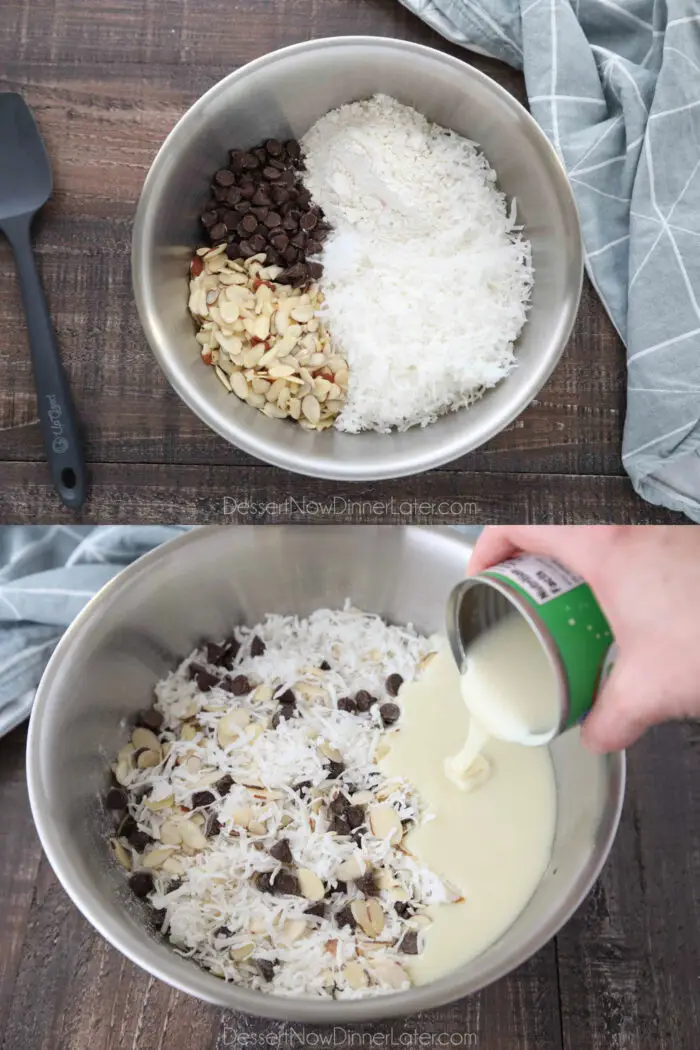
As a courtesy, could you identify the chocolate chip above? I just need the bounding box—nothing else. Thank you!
[271,184,289,205]
[330,813,350,836]
[150,908,167,930]
[279,169,296,188]
[297,187,312,208]
[345,805,365,829]
[380,702,401,726]
[336,904,356,929]
[306,238,322,256]
[195,669,220,693]
[278,689,296,706]
[206,642,227,665]
[239,240,256,258]
[229,149,246,170]
[216,774,234,796]
[129,829,152,852]
[241,152,259,170]
[129,871,154,898]
[253,147,268,165]
[291,232,308,250]
[285,139,301,160]
[252,187,271,207]
[399,931,420,955]
[221,638,240,668]
[305,901,326,918]
[285,262,307,283]
[300,211,318,232]
[282,214,298,233]
[165,878,182,894]
[337,696,356,714]
[266,248,283,266]
[225,187,241,206]
[254,871,276,894]
[205,814,222,838]
[227,674,251,696]
[118,814,137,839]
[262,166,281,181]
[386,673,404,697]
[269,838,293,864]
[308,261,324,280]
[237,214,257,237]
[329,794,349,815]
[239,182,255,199]
[191,790,215,808]
[106,787,128,810]
[294,780,312,795]
[234,200,252,214]
[270,232,289,252]
[319,660,331,671]
[214,168,235,187]
[256,958,276,982]
[221,210,239,231]
[246,233,264,253]
[213,186,229,203]
[282,245,297,265]
[209,222,227,242]
[354,690,376,713]
[264,211,281,229]
[326,760,345,780]
[265,138,283,157]
[271,705,295,729]
[215,924,233,939]
[394,901,412,918]
[275,871,300,896]
[355,870,379,896]
[251,635,266,657]
[200,210,218,228]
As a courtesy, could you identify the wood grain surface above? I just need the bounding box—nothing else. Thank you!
[0,0,683,524]
[2,719,699,1050]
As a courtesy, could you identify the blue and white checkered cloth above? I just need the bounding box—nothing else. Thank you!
[402,0,700,520]
[0,527,187,737]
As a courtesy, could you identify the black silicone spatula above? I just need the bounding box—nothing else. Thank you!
[0,92,86,509]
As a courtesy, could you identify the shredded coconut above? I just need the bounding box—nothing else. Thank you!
[109,606,451,998]
[301,94,533,433]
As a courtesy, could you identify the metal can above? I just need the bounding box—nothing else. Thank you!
[447,554,615,741]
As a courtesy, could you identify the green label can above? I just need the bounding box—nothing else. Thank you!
[447,554,615,738]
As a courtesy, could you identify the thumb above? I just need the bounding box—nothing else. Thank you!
[581,654,660,753]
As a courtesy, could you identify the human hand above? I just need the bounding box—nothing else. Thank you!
[468,525,700,752]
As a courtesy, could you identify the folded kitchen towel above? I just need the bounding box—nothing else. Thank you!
[0,526,187,736]
[401,0,700,520]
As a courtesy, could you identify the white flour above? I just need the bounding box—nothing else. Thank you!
[302,95,533,433]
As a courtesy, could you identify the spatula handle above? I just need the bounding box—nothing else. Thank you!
[6,216,86,509]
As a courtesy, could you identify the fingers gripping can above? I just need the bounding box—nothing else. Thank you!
[447,554,615,740]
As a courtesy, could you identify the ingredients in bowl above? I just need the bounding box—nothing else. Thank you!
[188,96,532,435]
[106,608,452,998]
[189,249,347,427]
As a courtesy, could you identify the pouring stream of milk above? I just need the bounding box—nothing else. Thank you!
[446,612,560,790]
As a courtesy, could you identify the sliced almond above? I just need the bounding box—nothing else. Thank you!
[336,854,366,881]
[162,856,185,876]
[369,804,403,845]
[136,748,161,769]
[184,755,202,775]
[243,345,265,369]
[389,885,410,901]
[351,790,374,806]
[407,913,432,930]
[181,724,198,742]
[301,394,321,425]
[180,821,208,850]
[132,727,161,752]
[298,868,325,902]
[343,961,369,990]
[230,371,249,401]
[160,820,183,846]
[231,805,252,829]
[111,838,132,870]
[371,959,409,989]
[318,740,343,763]
[114,757,132,786]
[142,846,176,869]
[281,919,307,944]
[230,942,255,962]
[218,709,251,747]
[375,869,394,890]
[145,792,174,812]
[268,364,296,379]
[365,898,385,937]
[117,743,136,763]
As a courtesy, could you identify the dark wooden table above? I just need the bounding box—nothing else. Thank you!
[2,718,699,1050]
[0,0,684,525]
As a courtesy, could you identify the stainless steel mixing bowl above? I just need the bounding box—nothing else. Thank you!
[27,527,623,1023]
[132,38,583,480]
